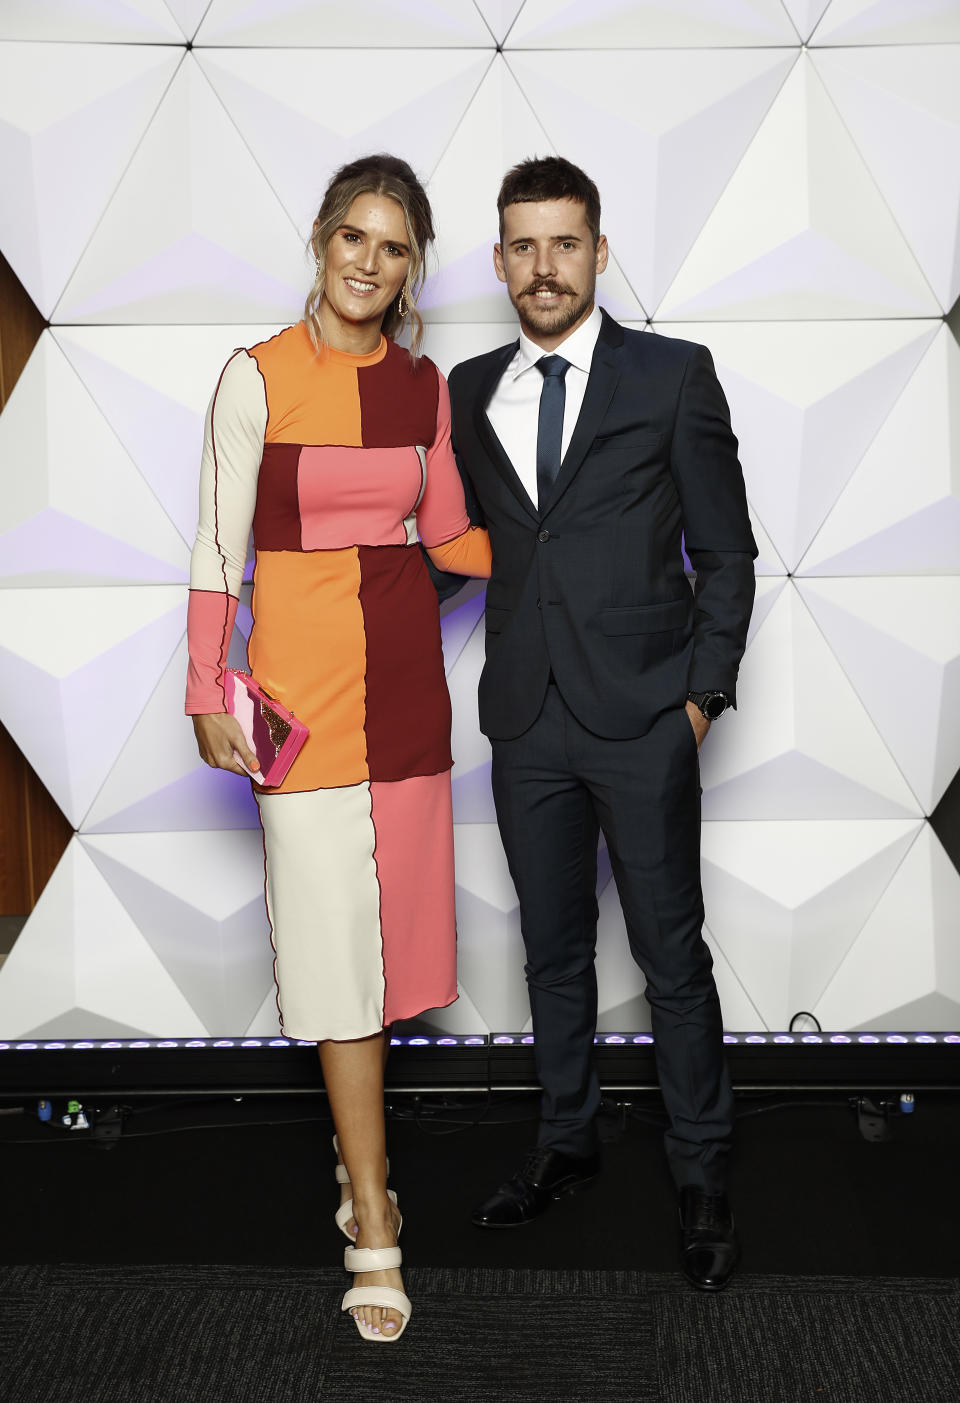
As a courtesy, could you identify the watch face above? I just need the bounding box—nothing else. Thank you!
[703,693,728,720]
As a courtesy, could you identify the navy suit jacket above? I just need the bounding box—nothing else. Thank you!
[447,308,757,741]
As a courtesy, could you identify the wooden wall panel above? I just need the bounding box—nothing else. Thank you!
[0,251,70,915]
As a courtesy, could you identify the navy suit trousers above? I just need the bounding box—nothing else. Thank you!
[490,683,734,1190]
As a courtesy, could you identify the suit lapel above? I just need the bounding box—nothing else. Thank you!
[541,309,623,519]
[473,341,538,520]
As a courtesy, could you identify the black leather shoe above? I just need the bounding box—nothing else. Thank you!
[679,1186,739,1291]
[471,1146,600,1228]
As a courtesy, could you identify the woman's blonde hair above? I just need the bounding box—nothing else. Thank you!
[305,154,435,360]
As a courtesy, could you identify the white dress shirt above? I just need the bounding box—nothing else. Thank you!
[486,304,603,510]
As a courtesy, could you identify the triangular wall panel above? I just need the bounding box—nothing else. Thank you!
[810,0,960,46]
[657,55,939,319]
[55,58,306,324]
[813,825,960,1030]
[799,577,960,814]
[194,0,492,46]
[0,586,186,827]
[0,1,183,42]
[507,49,795,313]
[0,333,189,585]
[799,326,960,575]
[197,48,492,238]
[505,0,799,48]
[657,320,937,571]
[702,819,921,1029]
[0,839,206,1039]
[814,46,960,312]
[0,42,181,317]
[699,584,922,819]
[53,325,281,546]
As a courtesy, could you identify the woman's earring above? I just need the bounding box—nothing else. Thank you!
[398,289,408,317]
[314,253,323,280]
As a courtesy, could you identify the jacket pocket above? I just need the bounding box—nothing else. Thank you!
[485,605,508,634]
[599,599,689,636]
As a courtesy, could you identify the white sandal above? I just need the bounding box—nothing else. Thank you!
[341,1244,412,1342]
[332,1135,398,1243]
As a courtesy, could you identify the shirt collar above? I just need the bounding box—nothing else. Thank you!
[512,303,603,379]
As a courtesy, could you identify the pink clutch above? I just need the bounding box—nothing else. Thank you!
[223,669,308,787]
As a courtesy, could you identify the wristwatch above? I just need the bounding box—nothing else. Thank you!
[687,690,730,721]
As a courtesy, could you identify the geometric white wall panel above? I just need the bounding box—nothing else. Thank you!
[53,325,282,546]
[810,0,960,46]
[814,46,960,310]
[197,49,491,237]
[453,823,529,1033]
[505,0,799,47]
[81,633,262,835]
[799,326,960,575]
[194,0,494,46]
[447,600,496,824]
[0,43,180,318]
[781,1,832,42]
[82,831,275,1036]
[506,49,795,312]
[424,57,644,322]
[656,56,939,319]
[659,320,937,570]
[0,586,186,827]
[0,3,182,45]
[700,584,923,818]
[54,57,306,324]
[163,1,209,40]
[701,819,922,1029]
[474,1,525,46]
[799,577,960,813]
[750,516,789,576]
[812,825,960,1031]
[421,324,519,379]
[0,334,189,584]
[746,576,788,646]
[0,839,206,1039]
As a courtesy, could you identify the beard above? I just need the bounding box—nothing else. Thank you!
[511,278,595,340]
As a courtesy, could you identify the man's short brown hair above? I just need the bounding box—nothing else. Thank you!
[497,156,602,246]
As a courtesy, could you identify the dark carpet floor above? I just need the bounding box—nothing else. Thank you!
[2,1264,957,1403]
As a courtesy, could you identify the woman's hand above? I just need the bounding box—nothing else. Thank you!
[192,712,260,777]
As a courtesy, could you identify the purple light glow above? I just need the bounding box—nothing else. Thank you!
[521,1035,534,1045]
[746,1035,766,1044]
[829,1035,851,1044]
[802,1035,823,1044]
[493,1036,514,1045]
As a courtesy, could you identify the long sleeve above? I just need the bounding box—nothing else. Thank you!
[670,344,756,704]
[419,372,491,578]
[185,350,268,713]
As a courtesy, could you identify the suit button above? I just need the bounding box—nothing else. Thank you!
[537,529,550,543]
[536,598,542,609]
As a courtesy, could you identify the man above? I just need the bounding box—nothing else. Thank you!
[446,157,756,1291]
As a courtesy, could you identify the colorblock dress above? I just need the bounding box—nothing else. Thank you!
[186,323,490,1041]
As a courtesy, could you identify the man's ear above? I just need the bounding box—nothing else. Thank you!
[595,233,609,276]
[493,243,507,284]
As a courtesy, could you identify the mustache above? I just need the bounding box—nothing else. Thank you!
[520,281,571,297]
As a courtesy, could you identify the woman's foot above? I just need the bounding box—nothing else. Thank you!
[347,1197,405,1337]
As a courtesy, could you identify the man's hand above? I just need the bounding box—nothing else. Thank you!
[192,712,260,776]
[684,700,711,751]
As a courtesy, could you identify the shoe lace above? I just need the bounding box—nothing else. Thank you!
[519,1148,554,1184]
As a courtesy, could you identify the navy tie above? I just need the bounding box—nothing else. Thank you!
[535,354,570,510]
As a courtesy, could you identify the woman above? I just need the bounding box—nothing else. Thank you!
[186,154,491,1342]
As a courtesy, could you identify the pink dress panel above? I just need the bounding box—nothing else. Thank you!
[297,445,423,550]
[370,771,457,1024]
